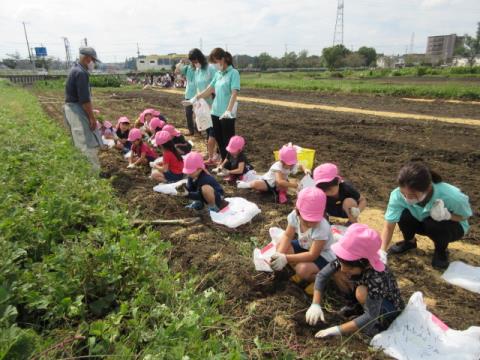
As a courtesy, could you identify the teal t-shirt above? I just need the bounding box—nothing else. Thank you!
[209,65,241,117]
[194,65,216,105]
[384,182,472,234]
[180,64,196,100]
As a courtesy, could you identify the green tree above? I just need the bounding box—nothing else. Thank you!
[257,52,274,70]
[322,45,351,69]
[344,52,366,67]
[455,22,480,66]
[280,51,298,68]
[357,46,377,66]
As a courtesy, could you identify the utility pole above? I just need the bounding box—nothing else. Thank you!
[333,0,344,46]
[409,32,415,54]
[22,21,35,70]
[83,38,88,46]
[284,43,288,55]
[137,42,140,57]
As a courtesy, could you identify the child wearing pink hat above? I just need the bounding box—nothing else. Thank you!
[151,131,184,183]
[180,152,227,212]
[127,128,158,168]
[314,163,367,224]
[213,135,253,184]
[305,223,404,338]
[269,187,336,283]
[238,144,309,204]
[115,116,132,152]
[98,120,114,139]
[163,125,192,155]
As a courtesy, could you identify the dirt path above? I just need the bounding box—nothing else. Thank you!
[152,88,480,126]
[37,87,480,359]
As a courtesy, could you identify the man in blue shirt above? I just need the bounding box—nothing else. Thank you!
[63,46,103,170]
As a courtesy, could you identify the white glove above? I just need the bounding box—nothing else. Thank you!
[220,110,233,119]
[181,96,197,107]
[218,169,229,177]
[237,181,251,189]
[315,326,341,338]
[212,166,223,174]
[350,207,361,219]
[174,183,188,196]
[306,303,325,326]
[304,168,312,176]
[430,199,452,221]
[127,163,136,169]
[378,249,388,265]
[270,252,288,271]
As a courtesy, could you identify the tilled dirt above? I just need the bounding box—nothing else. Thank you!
[37,87,480,359]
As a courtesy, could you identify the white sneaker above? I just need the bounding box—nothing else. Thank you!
[237,181,251,189]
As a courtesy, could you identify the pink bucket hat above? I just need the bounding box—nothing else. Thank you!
[139,109,155,124]
[155,130,172,146]
[182,151,205,175]
[103,120,112,129]
[149,118,166,132]
[313,163,342,185]
[152,109,161,117]
[296,187,326,222]
[117,116,130,124]
[331,223,385,272]
[127,128,143,142]
[163,124,181,137]
[279,144,297,165]
[226,135,245,153]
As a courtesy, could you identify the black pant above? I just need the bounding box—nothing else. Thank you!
[185,104,195,135]
[398,209,464,253]
[211,115,235,160]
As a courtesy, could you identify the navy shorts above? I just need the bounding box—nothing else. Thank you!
[164,171,184,183]
[291,239,329,270]
[326,203,349,218]
[205,127,215,140]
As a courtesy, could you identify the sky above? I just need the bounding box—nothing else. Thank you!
[1,0,479,63]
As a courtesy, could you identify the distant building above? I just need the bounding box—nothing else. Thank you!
[426,34,464,63]
[136,54,186,71]
[452,55,480,67]
[376,55,405,69]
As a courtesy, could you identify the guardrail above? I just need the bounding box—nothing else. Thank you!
[0,74,66,85]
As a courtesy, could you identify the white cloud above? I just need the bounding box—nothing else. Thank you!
[0,0,479,62]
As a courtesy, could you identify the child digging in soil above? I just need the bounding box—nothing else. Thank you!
[147,117,166,145]
[179,151,228,212]
[305,223,404,339]
[163,124,192,155]
[314,163,367,225]
[151,131,184,183]
[212,135,253,184]
[127,128,158,168]
[269,187,336,287]
[238,144,309,204]
[115,116,132,152]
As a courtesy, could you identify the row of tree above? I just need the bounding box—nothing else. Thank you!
[233,46,377,70]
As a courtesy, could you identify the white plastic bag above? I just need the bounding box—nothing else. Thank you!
[371,291,480,360]
[253,227,284,272]
[210,197,261,229]
[298,174,315,190]
[124,150,132,159]
[442,261,480,294]
[152,179,187,196]
[102,136,115,148]
[193,99,212,131]
[241,169,260,182]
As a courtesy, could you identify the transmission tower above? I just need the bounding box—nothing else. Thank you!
[409,32,415,54]
[62,37,72,68]
[333,0,344,46]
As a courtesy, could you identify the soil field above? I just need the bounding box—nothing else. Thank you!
[37,87,480,359]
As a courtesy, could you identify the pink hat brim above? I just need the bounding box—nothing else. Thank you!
[332,242,385,272]
[315,175,343,185]
[298,210,324,222]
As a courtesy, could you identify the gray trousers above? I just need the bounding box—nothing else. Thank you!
[63,103,103,171]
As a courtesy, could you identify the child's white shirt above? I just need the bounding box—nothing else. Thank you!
[262,161,298,188]
[287,210,336,262]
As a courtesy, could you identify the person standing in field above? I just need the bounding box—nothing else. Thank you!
[175,57,197,135]
[63,47,103,170]
[183,47,240,160]
[188,48,218,165]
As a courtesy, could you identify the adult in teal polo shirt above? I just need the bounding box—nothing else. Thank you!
[187,48,218,164]
[380,161,472,269]
[176,59,197,135]
[183,47,240,160]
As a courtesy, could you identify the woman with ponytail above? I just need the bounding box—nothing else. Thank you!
[182,47,240,161]
[380,160,472,269]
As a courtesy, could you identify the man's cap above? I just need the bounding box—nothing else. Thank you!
[79,46,101,63]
